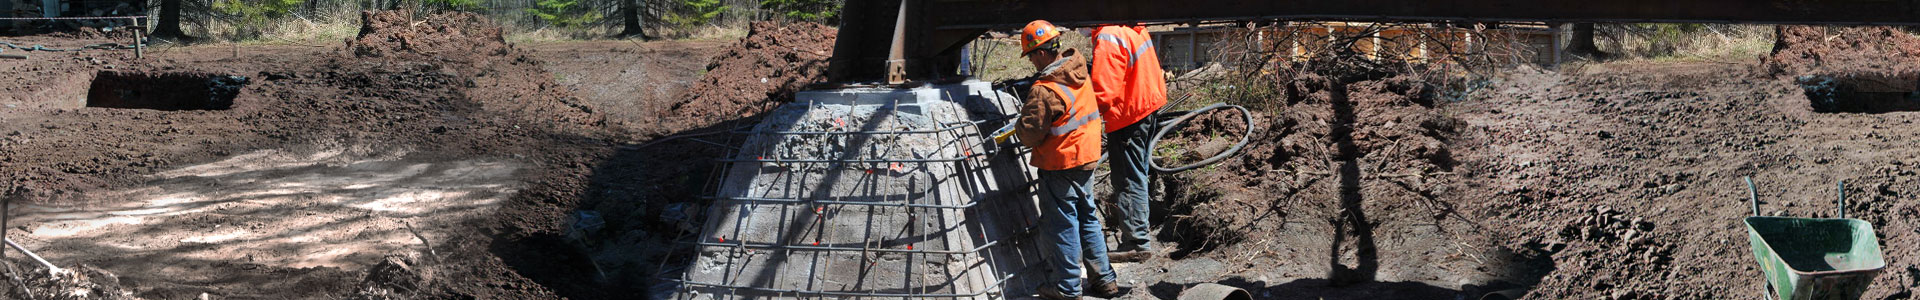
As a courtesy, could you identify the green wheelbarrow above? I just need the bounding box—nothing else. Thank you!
[1744,177,1886,300]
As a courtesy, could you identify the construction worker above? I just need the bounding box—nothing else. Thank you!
[1089,24,1167,261]
[1015,20,1123,300]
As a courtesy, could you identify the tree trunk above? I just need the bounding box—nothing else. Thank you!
[619,0,648,39]
[1566,23,1605,59]
[151,0,188,39]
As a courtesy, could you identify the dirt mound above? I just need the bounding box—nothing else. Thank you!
[1766,26,1920,112]
[1767,26,1920,76]
[665,21,835,132]
[331,10,601,133]
[348,10,512,61]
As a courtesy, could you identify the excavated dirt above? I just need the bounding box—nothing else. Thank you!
[1129,57,1507,299]
[1767,26,1920,113]
[348,10,512,62]
[1766,26,1920,77]
[0,10,724,299]
[663,21,835,134]
[1442,60,1920,299]
[9,17,1920,300]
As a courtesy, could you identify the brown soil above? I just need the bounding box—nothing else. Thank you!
[8,13,1920,300]
[1439,60,1920,299]
[0,10,725,299]
[1139,53,1920,299]
[1134,56,1498,299]
[663,21,835,134]
[1766,25,1920,76]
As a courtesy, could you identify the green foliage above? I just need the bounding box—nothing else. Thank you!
[526,0,604,28]
[211,0,303,39]
[759,0,838,23]
[425,0,484,12]
[666,0,729,28]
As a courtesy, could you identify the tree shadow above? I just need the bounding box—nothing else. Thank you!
[489,117,750,300]
[1326,71,1378,287]
[1148,276,1539,300]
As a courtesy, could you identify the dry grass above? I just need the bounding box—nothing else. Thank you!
[1593,24,1774,62]
[246,14,360,46]
[966,28,1096,82]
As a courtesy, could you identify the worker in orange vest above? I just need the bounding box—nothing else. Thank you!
[1090,24,1167,262]
[1014,20,1124,300]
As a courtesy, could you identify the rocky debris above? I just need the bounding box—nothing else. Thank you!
[352,254,430,299]
[6,264,137,300]
[666,21,836,132]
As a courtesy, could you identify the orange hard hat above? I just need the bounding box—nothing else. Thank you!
[1021,20,1062,55]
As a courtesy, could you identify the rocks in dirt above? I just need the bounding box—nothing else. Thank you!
[348,10,512,61]
[6,264,136,300]
[354,254,431,299]
[667,21,836,129]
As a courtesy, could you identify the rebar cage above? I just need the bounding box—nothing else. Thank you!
[663,81,1049,299]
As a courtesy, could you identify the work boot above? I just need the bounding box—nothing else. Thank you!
[1109,243,1154,263]
[1108,251,1149,263]
[1037,284,1081,300]
[1084,279,1124,299]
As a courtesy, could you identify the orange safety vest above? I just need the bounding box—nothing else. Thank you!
[1090,26,1168,131]
[1031,80,1103,170]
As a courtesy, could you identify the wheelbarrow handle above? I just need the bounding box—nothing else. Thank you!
[1747,176,1850,219]
[1837,179,1846,219]
[1746,176,1760,217]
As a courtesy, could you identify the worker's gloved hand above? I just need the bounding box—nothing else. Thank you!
[990,122,1019,146]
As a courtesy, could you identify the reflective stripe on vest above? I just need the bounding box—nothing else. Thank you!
[1133,39,1153,68]
[1048,82,1101,136]
[1099,32,1157,68]
[1096,33,1135,68]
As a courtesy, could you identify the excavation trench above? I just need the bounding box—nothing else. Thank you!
[1798,73,1920,113]
[85,71,249,111]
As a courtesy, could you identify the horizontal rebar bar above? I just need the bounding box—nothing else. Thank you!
[703,195,982,209]
[671,271,1016,298]
[717,155,978,163]
[737,121,987,136]
[692,239,1001,255]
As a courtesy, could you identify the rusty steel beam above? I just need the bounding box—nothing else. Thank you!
[829,0,1920,82]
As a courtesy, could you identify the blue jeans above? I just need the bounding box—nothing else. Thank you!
[1108,116,1154,251]
[1037,167,1117,296]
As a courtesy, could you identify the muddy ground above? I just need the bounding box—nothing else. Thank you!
[3,15,1920,300]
